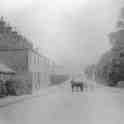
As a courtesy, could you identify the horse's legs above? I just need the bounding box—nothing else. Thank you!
[76,85,79,92]
[72,85,74,92]
[80,84,83,92]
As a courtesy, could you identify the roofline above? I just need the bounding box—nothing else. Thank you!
[0,48,30,51]
[0,48,51,64]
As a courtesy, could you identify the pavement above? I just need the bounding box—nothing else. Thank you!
[0,84,59,108]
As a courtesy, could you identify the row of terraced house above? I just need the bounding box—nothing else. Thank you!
[0,17,56,94]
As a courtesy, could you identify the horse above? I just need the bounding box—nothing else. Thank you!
[70,80,84,92]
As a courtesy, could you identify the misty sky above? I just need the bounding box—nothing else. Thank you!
[0,0,123,71]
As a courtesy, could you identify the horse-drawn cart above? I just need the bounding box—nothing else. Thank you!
[70,73,86,92]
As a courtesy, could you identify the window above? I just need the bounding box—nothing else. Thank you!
[35,72,38,89]
[38,72,41,88]
[34,55,37,64]
[37,56,39,64]
[33,72,36,82]
[34,72,42,89]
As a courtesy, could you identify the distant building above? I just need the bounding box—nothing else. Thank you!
[52,65,66,75]
[0,17,51,93]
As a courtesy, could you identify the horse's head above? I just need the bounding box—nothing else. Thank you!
[70,80,73,84]
[70,80,76,84]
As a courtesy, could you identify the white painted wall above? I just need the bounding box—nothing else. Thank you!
[28,50,50,92]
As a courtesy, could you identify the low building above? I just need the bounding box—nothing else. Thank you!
[0,62,16,82]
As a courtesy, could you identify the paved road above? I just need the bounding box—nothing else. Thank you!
[0,81,124,124]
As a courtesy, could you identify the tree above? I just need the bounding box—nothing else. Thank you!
[96,7,124,86]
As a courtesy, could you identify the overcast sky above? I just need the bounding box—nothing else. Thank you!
[0,0,123,72]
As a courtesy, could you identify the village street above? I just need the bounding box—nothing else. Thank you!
[0,81,124,124]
